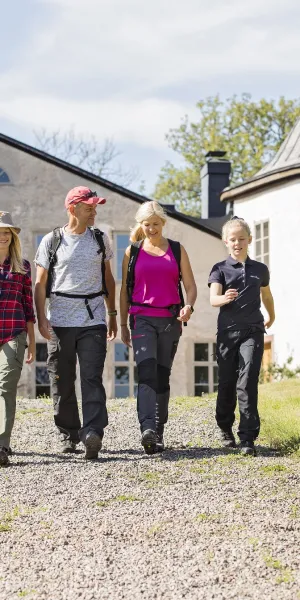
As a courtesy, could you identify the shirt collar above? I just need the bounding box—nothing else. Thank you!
[226,255,251,266]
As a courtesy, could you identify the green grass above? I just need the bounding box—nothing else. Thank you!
[259,380,300,454]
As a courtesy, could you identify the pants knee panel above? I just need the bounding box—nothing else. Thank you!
[157,365,171,394]
[137,358,157,392]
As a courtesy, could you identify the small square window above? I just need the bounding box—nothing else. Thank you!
[255,224,261,240]
[194,343,208,362]
[114,343,129,362]
[115,366,129,384]
[36,366,50,385]
[263,222,269,238]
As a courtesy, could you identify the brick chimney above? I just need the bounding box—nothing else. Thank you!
[201,151,231,218]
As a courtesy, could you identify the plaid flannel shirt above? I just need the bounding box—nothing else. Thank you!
[0,258,36,345]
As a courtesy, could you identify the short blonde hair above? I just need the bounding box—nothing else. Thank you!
[222,217,251,241]
[130,201,167,242]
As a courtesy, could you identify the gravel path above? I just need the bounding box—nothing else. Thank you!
[1,395,299,600]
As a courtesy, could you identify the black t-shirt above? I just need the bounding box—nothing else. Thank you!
[208,256,270,332]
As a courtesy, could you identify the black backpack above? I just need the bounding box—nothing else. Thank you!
[46,226,108,300]
[126,239,186,322]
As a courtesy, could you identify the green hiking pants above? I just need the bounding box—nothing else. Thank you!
[0,331,27,449]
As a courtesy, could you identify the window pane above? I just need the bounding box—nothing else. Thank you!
[255,224,261,240]
[36,366,50,385]
[114,343,129,362]
[213,366,218,384]
[212,343,217,361]
[264,238,269,253]
[213,384,218,392]
[36,234,45,248]
[255,240,261,256]
[117,234,129,250]
[194,385,209,396]
[36,343,48,362]
[0,169,10,184]
[115,366,129,384]
[263,221,269,237]
[194,344,208,362]
[115,385,129,398]
[36,385,51,398]
[195,366,208,385]
[263,254,269,267]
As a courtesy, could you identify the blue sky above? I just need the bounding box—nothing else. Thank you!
[1,0,300,194]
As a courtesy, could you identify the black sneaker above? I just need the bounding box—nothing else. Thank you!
[156,433,165,453]
[84,431,102,460]
[219,429,236,448]
[141,429,157,455]
[0,446,9,466]
[240,441,256,456]
[60,440,78,454]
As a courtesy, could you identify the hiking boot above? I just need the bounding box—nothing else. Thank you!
[156,433,165,453]
[141,429,157,455]
[240,441,256,456]
[219,429,236,448]
[84,431,102,460]
[60,439,78,454]
[7,447,12,456]
[0,447,9,467]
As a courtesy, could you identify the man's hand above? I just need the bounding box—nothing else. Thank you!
[107,316,118,341]
[121,325,131,347]
[38,317,52,341]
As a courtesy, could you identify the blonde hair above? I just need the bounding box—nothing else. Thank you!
[130,201,167,242]
[222,217,251,241]
[7,229,26,274]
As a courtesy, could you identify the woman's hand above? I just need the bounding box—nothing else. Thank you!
[26,341,36,364]
[177,305,192,323]
[121,325,132,347]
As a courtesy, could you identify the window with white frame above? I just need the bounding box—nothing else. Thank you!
[114,342,138,398]
[255,221,269,267]
[36,343,50,398]
[115,233,129,280]
[36,233,45,248]
[0,169,10,184]
[194,342,218,396]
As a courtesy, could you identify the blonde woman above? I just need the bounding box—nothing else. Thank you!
[0,212,35,466]
[208,216,275,456]
[120,201,197,454]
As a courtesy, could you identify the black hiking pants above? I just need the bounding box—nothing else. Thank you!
[47,325,108,443]
[216,327,264,442]
[130,315,182,434]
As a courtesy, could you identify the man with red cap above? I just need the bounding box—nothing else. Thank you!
[34,186,117,459]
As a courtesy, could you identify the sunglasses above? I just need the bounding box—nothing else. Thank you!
[69,191,98,204]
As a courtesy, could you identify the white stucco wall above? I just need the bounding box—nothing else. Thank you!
[232,179,300,367]
[0,141,227,399]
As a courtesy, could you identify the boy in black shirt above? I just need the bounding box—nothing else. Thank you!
[208,217,275,455]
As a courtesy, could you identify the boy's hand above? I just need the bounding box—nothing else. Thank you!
[264,317,275,329]
[107,316,118,341]
[224,289,238,303]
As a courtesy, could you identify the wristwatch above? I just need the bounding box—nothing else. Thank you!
[186,304,194,314]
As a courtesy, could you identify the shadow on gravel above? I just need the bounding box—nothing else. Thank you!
[160,445,279,460]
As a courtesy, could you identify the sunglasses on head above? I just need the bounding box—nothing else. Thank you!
[230,216,244,221]
[70,191,98,204]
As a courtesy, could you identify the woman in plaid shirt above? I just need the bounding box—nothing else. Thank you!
[0,212,35,466]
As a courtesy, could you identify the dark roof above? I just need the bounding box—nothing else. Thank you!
[221,118,300,202]
[0,132,222,238]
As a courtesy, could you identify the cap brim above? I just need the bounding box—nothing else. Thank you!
[81,197,106,205]
[0,223,21,234]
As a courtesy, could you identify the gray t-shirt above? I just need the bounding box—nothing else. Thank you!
[35,226,113,327]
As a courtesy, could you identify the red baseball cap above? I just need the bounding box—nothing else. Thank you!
[65,186,106,209]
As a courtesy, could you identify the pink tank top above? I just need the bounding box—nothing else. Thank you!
[129,244,181,318]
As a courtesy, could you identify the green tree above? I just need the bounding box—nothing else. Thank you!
[154,94,300,216]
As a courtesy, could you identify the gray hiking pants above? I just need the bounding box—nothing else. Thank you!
[47,325,108,443]
[0,331,27,449]
[130,315,182,433]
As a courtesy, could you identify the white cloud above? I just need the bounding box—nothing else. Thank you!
[1,0,300,153]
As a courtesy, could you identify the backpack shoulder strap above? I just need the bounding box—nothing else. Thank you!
[168,238,185,310]
[90,227,108,297]
[48,227,62,264]
[126,241,143,302]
